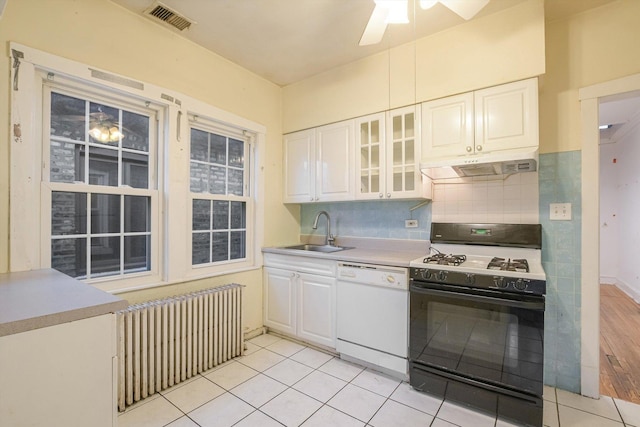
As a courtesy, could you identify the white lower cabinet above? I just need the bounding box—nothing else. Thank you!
[263,254,336,348]
[0,313,118,427]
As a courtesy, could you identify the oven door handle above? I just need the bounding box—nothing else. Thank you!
[410,285,545,310]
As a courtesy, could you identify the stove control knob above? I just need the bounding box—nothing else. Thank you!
[514,279,528,291]
[493,276,507,288]
[437,271,447,281]
[420,269,430,280]
[465,273,475,285]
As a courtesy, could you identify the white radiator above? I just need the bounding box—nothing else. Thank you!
[116,284,243,411]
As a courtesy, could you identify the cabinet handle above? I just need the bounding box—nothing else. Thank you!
[291,272,296,278]
[379,193,383,198]
[476,145,483,152]
[466,146,472,152]
[310,197,314,202]
[386,193,391,198]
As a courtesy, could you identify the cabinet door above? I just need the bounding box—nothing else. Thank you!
[474,78,538,153]
[355,113,386,200]
[315,120,354,202]
[297,273,335,348]
[422,92,474,158]
[386,105,423,199]
[283,129,315,203]
[263,267,296,335]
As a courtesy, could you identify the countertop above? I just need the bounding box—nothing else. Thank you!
[0,269,128,337]
[263,236,429,268]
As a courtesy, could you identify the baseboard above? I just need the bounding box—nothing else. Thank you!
[599,276,617,285]
[612,279,640,304]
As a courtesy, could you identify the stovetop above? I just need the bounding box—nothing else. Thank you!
[409,243,546,295]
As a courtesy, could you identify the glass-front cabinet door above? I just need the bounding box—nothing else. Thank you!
[386,105,422,199]
[355,113,385,200]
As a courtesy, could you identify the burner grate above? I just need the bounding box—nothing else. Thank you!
[487,257,530,273]
[424,254,467,266]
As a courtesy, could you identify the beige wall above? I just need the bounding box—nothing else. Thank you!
[539,0,640,154]
[283,0,546,133]
[0,0,299,333]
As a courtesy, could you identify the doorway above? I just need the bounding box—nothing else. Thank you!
[598,94,640,404]
[580,73,640,400]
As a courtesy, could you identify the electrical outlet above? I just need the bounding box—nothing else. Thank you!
[550,203,572,220]
[405,219,418,228]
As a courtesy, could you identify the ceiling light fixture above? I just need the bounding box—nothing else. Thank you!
[599,124,612,130]
[360,0,490,46]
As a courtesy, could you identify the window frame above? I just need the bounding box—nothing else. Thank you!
[187,115,256,276]
[40,78,163,285]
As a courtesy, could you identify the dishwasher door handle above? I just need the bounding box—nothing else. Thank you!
[338,270,357,278]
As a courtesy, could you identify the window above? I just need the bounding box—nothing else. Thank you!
[45,88,158,280]
[189,125,251,267]
[10,43,264,291]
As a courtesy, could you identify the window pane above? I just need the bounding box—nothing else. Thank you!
[91,194,120,234]
[230,201,245,229]
[50,92,85,141]
[122,111,149,152]
[89,102,120,146]
[192,200,210,231]
[52,238,87,278]
[212,201,229,230]
[52,192,87,235]
[91,236,120,276]
[125,196,149,232]
[190,129,208,161]
[50,141,85,183]
[209,165,226,194]
[192,233,210,265]
[230,231,245,260]
[190,162,209,193]
[228,169,244,196]
[228,139,243,167]
[122,151,149,188]
[210,134,226,165]
[212,232,228,262]
[89,146,118,186]
[124,235,149,272]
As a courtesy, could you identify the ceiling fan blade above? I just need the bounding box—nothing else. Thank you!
[439,0,490,20]
[359,3,389,46]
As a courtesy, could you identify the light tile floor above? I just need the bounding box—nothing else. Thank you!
[118,333,640,427]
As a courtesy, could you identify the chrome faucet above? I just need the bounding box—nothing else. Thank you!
[312,210,335,246]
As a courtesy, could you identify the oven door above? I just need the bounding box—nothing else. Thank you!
[409,280,545,396]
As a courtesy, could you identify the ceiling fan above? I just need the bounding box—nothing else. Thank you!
[359,0,491,46]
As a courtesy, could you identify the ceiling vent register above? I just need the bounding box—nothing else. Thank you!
[146,2,194,31]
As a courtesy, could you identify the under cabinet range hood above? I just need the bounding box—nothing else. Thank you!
[420,147,538,179]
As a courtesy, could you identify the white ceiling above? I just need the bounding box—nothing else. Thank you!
[110,0,617,87]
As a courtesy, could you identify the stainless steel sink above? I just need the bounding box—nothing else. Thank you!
[281,244,352,253]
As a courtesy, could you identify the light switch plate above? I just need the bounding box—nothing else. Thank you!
[405,219,418,228]
[550,203,572,220]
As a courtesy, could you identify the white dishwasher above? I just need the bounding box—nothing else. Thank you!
[336,262,408,378]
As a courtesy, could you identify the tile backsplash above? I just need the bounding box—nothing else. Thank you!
[431,172,540,224]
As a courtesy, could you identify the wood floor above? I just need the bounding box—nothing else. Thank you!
[600,284,640,404]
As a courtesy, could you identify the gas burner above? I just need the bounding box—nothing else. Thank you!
[487,257,530,273]
[423,254,467,266]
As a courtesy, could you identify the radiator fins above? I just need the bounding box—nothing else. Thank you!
[116,284,243,411]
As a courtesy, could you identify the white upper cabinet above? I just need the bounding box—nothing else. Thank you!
[422,92,474,158]
[421,78,538,159]
[355,107,429,200]
[283,120,354,203]
[474,78,538,153]
[355,113,385,200]
[315,121,354,202]
[283,129,315,203]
